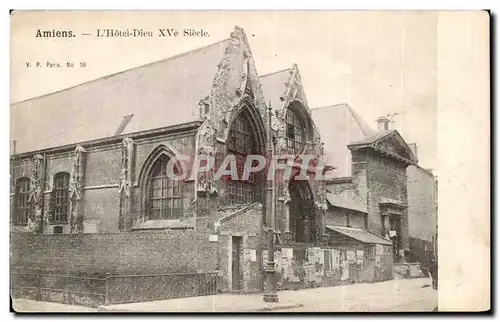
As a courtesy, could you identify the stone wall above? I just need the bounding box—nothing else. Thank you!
[217,203,265,293]
[353,149,409,250]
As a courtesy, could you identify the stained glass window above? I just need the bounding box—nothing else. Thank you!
[148,155,182,220]
[285,109,305,154]
[227,110,262,204]
[53,172,70,224]
[14,177,30,225]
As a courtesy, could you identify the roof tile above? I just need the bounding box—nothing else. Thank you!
[11,39,230,154]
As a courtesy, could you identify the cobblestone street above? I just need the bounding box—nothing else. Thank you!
[270,277,437,312]
[13,277,437,313]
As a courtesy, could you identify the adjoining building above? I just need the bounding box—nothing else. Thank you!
[311,103,437,269]
[406,147,438,266]
[11,27,434,303]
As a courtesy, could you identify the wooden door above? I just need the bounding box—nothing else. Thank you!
[231,236,242,291]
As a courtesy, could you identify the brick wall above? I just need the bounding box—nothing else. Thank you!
[82,188,120,233]
[11,132,197,233]
[217,204,265,293]
[10,230,218,276]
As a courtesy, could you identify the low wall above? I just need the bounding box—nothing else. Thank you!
[11,271,218,308]
[10,230,218,276]
[11,273,107,307]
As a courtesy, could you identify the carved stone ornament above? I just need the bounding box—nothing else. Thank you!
[118,137,135,198]
[69,146,86,201]
[197,117,217,155]
[28,154,44,206]
[28,154,44,232]
[196,118,217,194]
[314,200,328,212]
[69,145,86,233]
[282,184,291,205]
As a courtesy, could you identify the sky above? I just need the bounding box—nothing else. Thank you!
[10,11,438,170]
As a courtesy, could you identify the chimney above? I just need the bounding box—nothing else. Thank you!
[408,143,418,162]
[376,116,390,131]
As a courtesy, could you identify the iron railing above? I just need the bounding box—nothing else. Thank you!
[11,271,218,307]
[11,272,107,308]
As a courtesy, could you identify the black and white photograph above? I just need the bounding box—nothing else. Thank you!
[9,10,489,313]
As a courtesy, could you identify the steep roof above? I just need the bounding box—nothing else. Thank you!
[11,39,231,154]
[326,225,392,246]
[310,103,377,178]
[259,68,293,110]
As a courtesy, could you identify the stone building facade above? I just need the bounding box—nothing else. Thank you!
[12,27,426,296]
[11,26,344,294]
[11,27,326,237]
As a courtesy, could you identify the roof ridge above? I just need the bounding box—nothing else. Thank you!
[349,129,396,146]
[259,67,293,78]
[345,105,374,137]
[12,38,231,105]
[310,103,349,111]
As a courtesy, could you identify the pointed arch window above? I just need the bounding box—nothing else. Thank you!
[285,108,306,154]
[227,109,262,204]
[53,172,70,224]
[14,177,30,226]
[147,154,183,220]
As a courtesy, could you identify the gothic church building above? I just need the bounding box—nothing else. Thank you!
[11,27,417,293]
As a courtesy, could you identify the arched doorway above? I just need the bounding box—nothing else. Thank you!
[288,179,316,243]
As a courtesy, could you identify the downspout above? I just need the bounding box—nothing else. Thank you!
[192,129,199,205]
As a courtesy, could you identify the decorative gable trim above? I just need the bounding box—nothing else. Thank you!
[348,130,417,165]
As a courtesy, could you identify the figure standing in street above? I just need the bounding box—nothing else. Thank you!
[429,257,438,290]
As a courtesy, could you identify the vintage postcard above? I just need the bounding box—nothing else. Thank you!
[9,10,490,313]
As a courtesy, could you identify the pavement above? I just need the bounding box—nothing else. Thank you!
[12,299,99,313]
[12,277,437,313]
